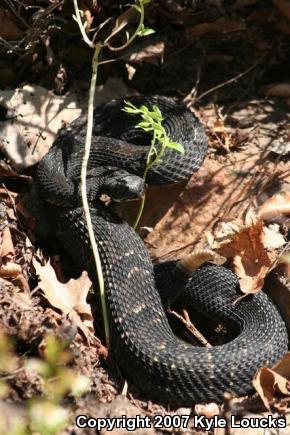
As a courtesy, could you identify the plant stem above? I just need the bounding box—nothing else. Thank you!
[73,0,94,48]
[73,1,109,346]
[81,43,110,346]
[73,0,150,344]
[133,130,156,229]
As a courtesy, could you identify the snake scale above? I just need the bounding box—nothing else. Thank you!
[36,96,288,405]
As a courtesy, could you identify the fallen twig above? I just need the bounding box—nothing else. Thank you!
[169,308,212,348]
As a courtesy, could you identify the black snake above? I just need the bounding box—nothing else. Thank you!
[36,96,288,405]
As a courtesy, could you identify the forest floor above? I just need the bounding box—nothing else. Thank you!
[0,1,289,434]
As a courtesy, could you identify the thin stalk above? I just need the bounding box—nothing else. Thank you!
[80,43,110,346]
[73,0,94,48]
[73,1,109,346]
[73,0,149,344]
[133,130,156,229]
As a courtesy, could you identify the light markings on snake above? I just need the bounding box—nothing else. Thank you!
[124,250,134,257]
[153,318,162,325]
[128,266,140,278]
[132,303,146,314]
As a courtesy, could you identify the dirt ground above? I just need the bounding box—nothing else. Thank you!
[0,1,289,434]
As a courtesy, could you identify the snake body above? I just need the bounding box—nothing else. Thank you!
[37,96,288,405]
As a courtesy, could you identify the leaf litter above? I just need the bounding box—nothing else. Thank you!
[208,213,286,294]
[32,256,97,346]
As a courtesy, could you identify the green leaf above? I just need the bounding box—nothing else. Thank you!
[123,100,136,109]
[152,105,162,118]
[137,24,155,37]
[140,104,150,114]
[167,141,185,154]
[137,121,152,129]
[152,122,163,131]
[123,101,140,114]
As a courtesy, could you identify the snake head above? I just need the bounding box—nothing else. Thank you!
[102,170,145,201]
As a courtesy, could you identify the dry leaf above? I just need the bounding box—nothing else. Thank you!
[94,77,133,105]
[258,191,290,223]
[249,8,290,35]
[279,251,290,265]
[273,0,290,21]
[264,271,290,332]
[183,17,245,42]
[107,8,137,45]
[212,117,233,152]
[262,225,286,250]
[231,0,259,10]
[270,142,290,155]
[33,258,95,342]
[124,40,165,66]
[0,160,30,179]
[0,226,15,259]
[0,261,22,278]
[195,402,220,417]
[0,79,133,170]
[0,85,82,169]
[13,273,30,293]
[0,9,23,40]
[79,0,94,31]
[261,82,290,98]
[253,353,290,410]
[212,219,277,293]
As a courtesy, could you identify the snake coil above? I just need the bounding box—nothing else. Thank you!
[36,96,288,405]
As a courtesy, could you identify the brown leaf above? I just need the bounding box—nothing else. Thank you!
[33,258,95,343]
[107,8,137,45]
[183,17,245,42]
[211,116,234,152]
[0,161,29,178]
[270,141,290,156]
[195,403,220,417]
[249,8,290,35]
[262,224,286,250]
[212,219,279,293]
[264,270,290,333]
[261,82,290,98]
[253,353,290,410]
[79,0,93,28]
[125,40,165,66]
[273,0,290,21]
[0,261,22,278]
[0,9,23,40]
[231,0,259,10]
[258,191,290,223]
[0,226,15,259]
[0,85,82,169]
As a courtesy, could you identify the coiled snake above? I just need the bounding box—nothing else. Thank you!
[36,96,288,405]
